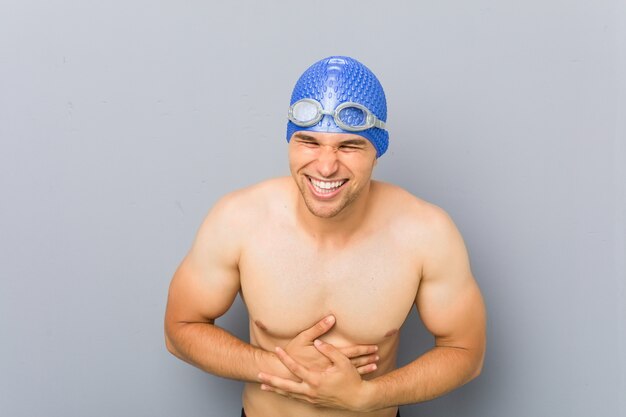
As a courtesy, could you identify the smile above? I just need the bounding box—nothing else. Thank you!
[307,176,348,197]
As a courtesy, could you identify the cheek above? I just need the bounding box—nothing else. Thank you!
[288,146,301,170]
[289,157,308,178]
[341,154,376,176]
[289,146,318,170]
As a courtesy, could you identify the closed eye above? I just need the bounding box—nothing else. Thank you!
[298,139,320,147]
[293,133,320,147]
[339,140,367,151]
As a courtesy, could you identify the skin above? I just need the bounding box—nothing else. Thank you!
[164,131,486,417]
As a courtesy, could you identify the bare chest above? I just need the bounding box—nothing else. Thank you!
[239,232,420,344]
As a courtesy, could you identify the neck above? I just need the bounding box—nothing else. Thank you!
[293,182,373,246]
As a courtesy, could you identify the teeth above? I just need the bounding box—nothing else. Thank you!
[309,177,345,194]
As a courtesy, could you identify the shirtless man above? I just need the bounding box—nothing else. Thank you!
[164,56,486,417]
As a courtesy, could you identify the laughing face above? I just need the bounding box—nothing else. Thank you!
[288,131,378,219]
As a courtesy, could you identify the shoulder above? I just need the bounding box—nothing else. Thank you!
[369,181,466,268]
[183,178,293,267]
[371,182,472,285]
[205,177,291,224]
[370,181,456,237]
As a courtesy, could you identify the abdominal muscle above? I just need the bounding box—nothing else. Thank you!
[243,319,401,417]
[238,256,417,417]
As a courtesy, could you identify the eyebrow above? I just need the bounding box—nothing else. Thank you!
[338,139,368,146]
[293,133,318,141]
[293,133,367,146]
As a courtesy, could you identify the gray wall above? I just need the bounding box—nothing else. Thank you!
[1,1,624,416]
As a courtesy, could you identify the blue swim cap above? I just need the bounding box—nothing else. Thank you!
[286,56,389,157]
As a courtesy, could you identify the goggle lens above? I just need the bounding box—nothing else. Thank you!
[292,101,319,124]
[337,106,367,127]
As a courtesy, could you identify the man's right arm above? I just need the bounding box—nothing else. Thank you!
[164,194,281,382]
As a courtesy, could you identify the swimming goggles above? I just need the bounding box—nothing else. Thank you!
[288,98,387,132]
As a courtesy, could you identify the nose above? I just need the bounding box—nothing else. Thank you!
[316,144,339,177]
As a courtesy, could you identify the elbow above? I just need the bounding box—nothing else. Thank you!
[164,322,181,357]
[165,333,186,361]
[469,346,486,380]
[164,311,186,357]
[164,333,177,355]
[461,359,483,386]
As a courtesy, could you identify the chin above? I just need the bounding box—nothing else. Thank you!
[302,191,357,219]
[307,205,345,219]
[301,197,343,218]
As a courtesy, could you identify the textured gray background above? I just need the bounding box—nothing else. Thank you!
[1,1,624,416]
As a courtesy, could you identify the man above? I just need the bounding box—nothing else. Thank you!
[164,56,486,417]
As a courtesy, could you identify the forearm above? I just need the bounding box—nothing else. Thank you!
[165,321,281,383]
[361,345,484,411]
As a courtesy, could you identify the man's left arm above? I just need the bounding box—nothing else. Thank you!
[356,208,487,409]
[258,209,486,411]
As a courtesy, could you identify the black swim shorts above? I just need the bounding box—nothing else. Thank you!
[241,409,400,416]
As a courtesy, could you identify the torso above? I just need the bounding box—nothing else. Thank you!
[236,178,428,417]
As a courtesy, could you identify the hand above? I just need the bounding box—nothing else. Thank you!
[258,315,379,381]
[256,315,378,383]
[284,315,379,375]
[258,339,373,411]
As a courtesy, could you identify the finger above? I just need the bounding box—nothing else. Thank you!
[350,353,379,368]
[260,384,313,404]
[258,372,305,395]
[357,363,378,375]
[260,384,288,396]
[297,315,336,342]
[339,344,378,359]
[260,384,297,398]
[313,339,351,365]
[275,347,312,380]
